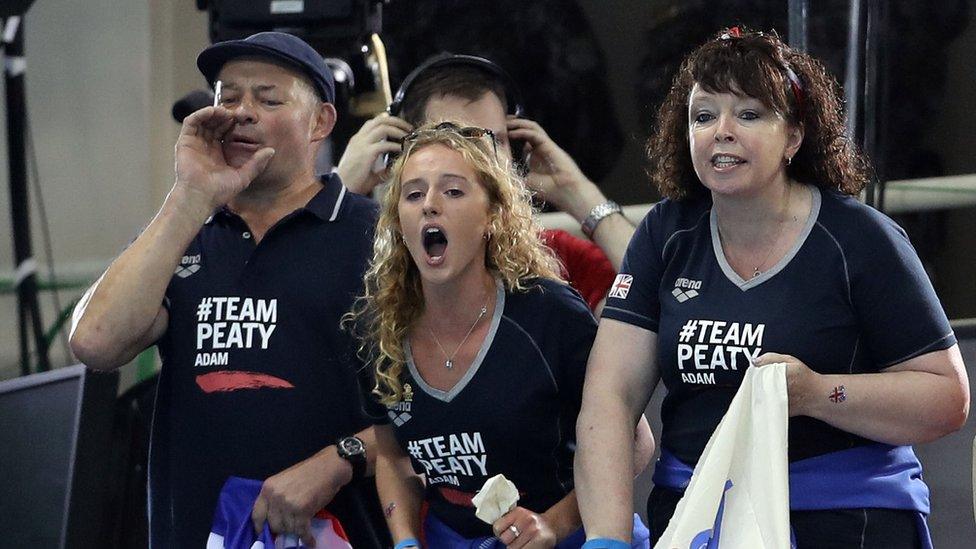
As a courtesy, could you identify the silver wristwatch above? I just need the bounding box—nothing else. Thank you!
[581,200,622,239]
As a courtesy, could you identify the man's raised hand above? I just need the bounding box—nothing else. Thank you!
[174,106,275,209]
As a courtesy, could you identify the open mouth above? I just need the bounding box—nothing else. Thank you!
[422,226,448,263]
[226,134,261,151]
[711,154,746,169]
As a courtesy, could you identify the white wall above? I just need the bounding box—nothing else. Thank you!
[0,1,208,379]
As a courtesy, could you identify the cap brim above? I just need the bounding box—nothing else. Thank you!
[197,41,305,87]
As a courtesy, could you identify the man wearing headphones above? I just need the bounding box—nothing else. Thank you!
[336,54,635,312]
[71,32,388,547]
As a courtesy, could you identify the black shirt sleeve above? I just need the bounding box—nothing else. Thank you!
[601,202,668,332]
[848,210,956,370]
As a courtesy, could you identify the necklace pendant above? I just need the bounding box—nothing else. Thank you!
[753,267,762,278]
[445,359,454,370]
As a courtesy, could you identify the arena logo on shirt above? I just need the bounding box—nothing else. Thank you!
[672,277,702,302]
[387,383,414,426]
[608,274,633,299]
[406,432,488,487]
[174,254,201,278]
[675,319,764,384]
[193,296,277,366]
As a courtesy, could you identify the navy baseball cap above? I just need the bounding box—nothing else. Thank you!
[197,32,334,103]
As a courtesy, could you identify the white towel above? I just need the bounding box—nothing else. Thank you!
[654,364,791,549]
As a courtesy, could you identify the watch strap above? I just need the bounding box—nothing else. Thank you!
[581,200,622,239]
[336,436,367,480]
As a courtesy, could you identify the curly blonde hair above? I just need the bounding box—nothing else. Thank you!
[344,123,562,405]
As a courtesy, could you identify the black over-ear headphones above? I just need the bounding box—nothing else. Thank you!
[388,53,525,118]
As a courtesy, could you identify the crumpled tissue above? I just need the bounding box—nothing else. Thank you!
[471,474,520,524]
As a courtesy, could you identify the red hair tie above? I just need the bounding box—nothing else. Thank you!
[720,26,742,40]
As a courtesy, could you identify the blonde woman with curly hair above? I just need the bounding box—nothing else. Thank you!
[346,121,651,549]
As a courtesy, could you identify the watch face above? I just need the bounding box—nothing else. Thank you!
[340,437,364,456]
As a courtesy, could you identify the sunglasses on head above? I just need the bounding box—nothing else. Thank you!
[400,121,498,158]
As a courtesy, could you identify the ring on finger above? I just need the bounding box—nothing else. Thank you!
[509,524,520,537]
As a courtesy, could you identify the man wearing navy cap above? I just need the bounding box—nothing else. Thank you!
[71,32,388,547]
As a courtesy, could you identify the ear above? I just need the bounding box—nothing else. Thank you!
[310,102,337,143]
[785,122,804,160]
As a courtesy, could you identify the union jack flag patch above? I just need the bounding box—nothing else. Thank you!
[608,274,633,299]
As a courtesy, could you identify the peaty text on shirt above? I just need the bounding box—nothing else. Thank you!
[676,319,764,384]
[194,296,277,366]
[406,432,488,487]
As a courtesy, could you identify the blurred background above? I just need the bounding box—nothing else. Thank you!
[0,1,974,547]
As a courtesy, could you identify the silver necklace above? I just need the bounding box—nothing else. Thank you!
[427,301,489,370]
[720,183,795,279]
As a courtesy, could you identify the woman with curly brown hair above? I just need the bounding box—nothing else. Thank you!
[347,122,651,548]
[575,28,968,548]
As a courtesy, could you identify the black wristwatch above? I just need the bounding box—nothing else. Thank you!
[336,436,367,480]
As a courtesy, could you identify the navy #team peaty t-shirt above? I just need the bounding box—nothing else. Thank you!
[388,279,596,538]
[602,185,955,466]
[151,175,388,547]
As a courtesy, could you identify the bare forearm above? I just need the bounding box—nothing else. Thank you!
[375,426,424,542]
[589,214,634,271]
[632,415,655,477]
[576,321,658,541]
[71,186,212,366]
[541,490,582,542]
[254,426,380,537]
[795,369,968,445]
[557,182,633,270]
[575,398,637,541]
[376,462,424,542]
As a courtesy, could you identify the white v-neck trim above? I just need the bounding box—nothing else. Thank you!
[405,282,505,403]
[710,185,821,290]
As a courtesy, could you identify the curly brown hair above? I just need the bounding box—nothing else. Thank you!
[646,27,871,200]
